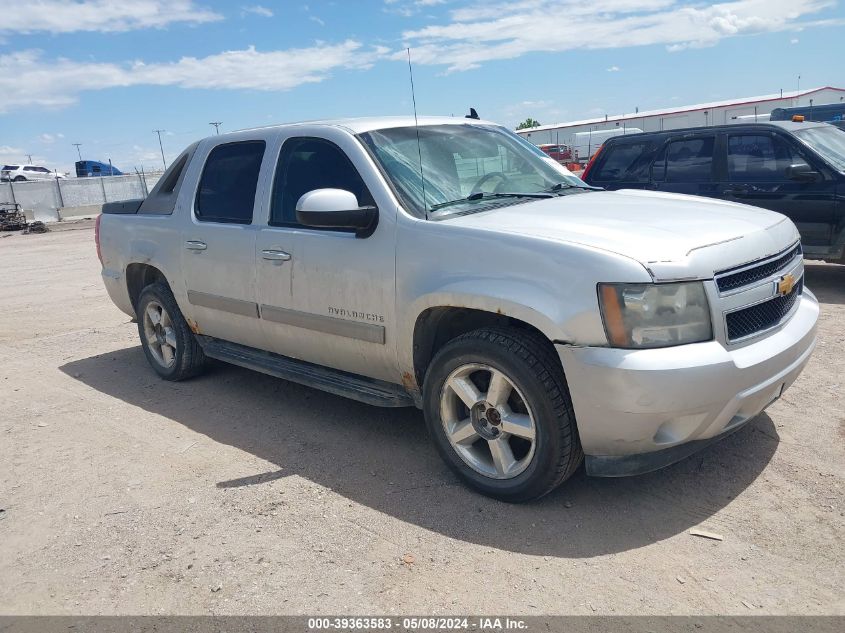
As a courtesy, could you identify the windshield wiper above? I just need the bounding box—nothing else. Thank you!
[429,191,553,213]
[542,182,603,193]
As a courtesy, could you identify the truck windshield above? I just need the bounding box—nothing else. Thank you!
[793,125,845,173]
[359,124,588,218]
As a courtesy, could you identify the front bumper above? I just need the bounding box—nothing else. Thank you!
[558,290,819,477]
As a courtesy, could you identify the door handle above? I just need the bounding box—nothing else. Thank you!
[185,240,207,251]
[261,249,291,261]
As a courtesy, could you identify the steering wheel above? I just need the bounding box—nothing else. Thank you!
[470,172,510,195]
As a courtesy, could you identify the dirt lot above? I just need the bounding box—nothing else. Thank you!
[0,225,843,615]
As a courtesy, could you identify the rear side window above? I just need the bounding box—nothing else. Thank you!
[196,141,265,224]
[654,137,715,182]
[2,165,18,170]
[591,142,651,182]
[727,135,805,181]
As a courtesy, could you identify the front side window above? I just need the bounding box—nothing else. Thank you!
[24,166,37,171]
[727,134,805,181]
[661,137,715,182]
[592,143,651,182]
[196,141,265,224]
[270,137,373,227]
[359,124,587,218]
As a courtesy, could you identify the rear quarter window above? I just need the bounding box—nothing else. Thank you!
[591,142,652,182]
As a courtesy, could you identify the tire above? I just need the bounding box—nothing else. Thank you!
[13,176,26,182]
[136,281,206,381]
[423,327,583,502]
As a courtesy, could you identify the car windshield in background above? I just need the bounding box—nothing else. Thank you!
[793,125,845,172]
[359,124,589,218]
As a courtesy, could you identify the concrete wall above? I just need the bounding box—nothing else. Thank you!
[0,172,163,223]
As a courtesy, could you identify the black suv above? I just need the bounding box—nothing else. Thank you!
[581,121,845,262]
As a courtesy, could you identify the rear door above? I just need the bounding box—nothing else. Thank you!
[180,135,276,350]
[720,130,835,246]
[651,134,720,199]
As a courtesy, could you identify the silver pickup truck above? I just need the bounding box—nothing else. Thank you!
[97,116,818,502]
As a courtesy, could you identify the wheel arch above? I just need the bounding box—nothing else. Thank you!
[409,301,563,397]
[125,263,170,311]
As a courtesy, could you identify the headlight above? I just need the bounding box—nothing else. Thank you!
[598,282,712,349]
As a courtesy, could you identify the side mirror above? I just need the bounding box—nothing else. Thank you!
[295,189,378,237]
[786,163,821,182]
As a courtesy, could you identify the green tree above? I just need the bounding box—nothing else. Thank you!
[516,117,541,130]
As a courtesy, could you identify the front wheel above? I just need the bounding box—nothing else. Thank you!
[136,281,206,381]
[423,328,582,502]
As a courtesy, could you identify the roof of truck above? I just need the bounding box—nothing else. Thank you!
[238,115,497,135]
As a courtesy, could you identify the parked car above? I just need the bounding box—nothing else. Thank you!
[1,164,66,182]
[582,121,845,262]
[96,117,818,502]
[538,144,572,162]
[769,102,845,125]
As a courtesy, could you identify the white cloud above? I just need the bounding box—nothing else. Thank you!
[606,65,620,72]
[38,133,64,143]
[242,5,274,18]
[0,0,221,34]
[0,42,385,113]
[791,37,800,43]
[398,0,838,72]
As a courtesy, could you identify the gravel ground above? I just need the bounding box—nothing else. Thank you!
[0,226,842,615]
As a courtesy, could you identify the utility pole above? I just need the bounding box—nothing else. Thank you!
[72,143,83,161]
[26,154,33,163]
[209,121,222,135]
[797,75,801,101]
[153,130,167,170]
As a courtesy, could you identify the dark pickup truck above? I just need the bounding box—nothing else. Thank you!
[582,121,845,262]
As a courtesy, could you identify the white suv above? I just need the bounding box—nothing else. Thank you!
[1,165,66,182]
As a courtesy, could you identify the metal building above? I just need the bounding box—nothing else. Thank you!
[517,86,845,156]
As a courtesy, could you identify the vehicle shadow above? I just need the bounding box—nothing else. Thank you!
[804,260,845,305]
[61,347,779,558]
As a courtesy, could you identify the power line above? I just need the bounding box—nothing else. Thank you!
[72,143,83,161]
[209,121,223,135]
[153,130,167,170]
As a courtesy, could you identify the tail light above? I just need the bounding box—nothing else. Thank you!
[95,214,103,265]
[580,144,605,182]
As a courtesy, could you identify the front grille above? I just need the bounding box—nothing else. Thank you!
[726,280,803,341]
[716,243,802,293]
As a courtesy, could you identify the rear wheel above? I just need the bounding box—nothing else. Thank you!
[423,327,582,502]
[13,176,26,182]
[136,281,206,381]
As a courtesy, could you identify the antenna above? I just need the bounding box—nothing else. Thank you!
[153,129,167,170]
[407,48,427,219]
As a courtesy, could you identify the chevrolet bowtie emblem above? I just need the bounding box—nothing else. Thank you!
[777,273,796,296]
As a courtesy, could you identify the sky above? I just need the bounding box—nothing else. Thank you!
[0,0,843,174]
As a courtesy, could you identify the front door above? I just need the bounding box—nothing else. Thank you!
[256,130,398,383]
[720,131,835,247]
[180,138,271,350]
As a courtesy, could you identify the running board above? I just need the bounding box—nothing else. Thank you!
[198,336,414,408]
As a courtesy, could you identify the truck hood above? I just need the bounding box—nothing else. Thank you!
[444,189,800,281]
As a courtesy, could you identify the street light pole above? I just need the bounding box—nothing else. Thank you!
[209,122,222,135]
[153,130,167,170]
[72,143,83,161]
